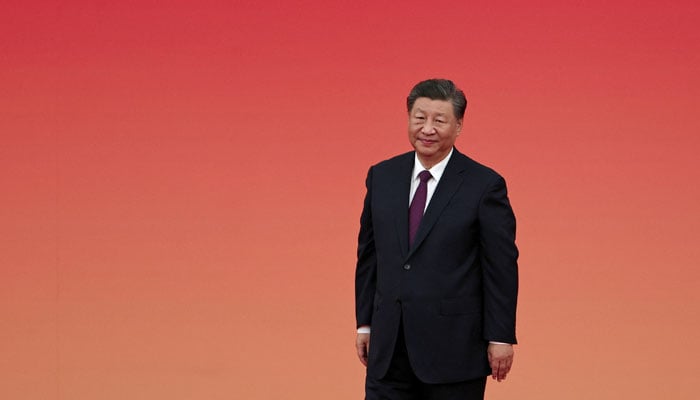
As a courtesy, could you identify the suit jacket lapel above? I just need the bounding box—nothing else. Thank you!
[407,150,468,259]
[393,154,414,258]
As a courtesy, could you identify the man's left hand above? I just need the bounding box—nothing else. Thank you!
[487,343,514,382]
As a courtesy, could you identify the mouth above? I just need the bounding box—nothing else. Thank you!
[418,138,437,145]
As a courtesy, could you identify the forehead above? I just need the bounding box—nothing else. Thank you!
[410,97,455,117]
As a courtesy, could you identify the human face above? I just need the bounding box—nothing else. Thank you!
[408,97,462,168]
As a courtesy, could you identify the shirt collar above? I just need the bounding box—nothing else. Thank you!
[412,148,453,183]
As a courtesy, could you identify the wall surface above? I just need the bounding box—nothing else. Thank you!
[2,1,699,399]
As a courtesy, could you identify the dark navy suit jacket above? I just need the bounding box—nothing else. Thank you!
[355,148,519,384]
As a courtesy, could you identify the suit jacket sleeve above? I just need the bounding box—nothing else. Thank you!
[355,167,377,328]
[479,175,519,344]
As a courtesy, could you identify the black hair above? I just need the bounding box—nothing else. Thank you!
[406,79,467,119]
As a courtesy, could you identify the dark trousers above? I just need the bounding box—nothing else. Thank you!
[365,323,487,400]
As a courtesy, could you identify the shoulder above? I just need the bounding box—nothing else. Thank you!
[369,151,414,174]
[451,148,504,183]
[373,151,413,168]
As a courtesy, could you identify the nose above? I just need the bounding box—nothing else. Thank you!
[421,120,436,134]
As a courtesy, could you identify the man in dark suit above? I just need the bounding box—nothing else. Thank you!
[355,79,519,399]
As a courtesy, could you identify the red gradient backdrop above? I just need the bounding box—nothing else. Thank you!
[2,1,699,399]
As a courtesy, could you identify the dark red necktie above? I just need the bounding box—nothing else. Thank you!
[409,170,432,245]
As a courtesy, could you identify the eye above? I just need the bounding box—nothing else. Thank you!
[415,116,425,121]
[436,119,445,124]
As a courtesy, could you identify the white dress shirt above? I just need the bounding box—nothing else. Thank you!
[408,149,453,210]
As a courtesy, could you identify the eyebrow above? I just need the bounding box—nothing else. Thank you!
[414,108,447,117]
[413,108,448,117]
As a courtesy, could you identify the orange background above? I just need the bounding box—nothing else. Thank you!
[2,1,699,399]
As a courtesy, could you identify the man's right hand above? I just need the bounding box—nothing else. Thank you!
[356,333,370,366]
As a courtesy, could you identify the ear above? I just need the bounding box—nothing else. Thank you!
[456,119,463,134]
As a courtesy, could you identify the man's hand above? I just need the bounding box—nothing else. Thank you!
[487,343,514,382]
[356,333,370,366]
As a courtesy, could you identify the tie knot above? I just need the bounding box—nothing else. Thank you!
[418,170,432,183]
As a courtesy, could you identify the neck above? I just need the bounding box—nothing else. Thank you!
[417,152,449,170]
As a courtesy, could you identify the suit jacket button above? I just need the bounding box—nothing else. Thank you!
[403,264,411,270]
